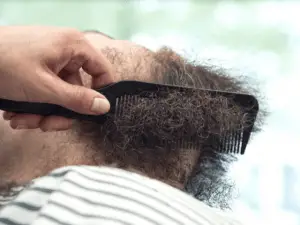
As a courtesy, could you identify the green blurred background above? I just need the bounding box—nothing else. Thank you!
[1,1,299,224]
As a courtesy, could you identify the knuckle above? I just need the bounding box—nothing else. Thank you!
[52,28,84,51]
[62,29,85,45]
[40,118,51,132]
[9,119,17,129]
[57,29,88,62]
[40,124,48,132]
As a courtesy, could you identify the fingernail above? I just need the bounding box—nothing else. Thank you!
[91,97,110,114]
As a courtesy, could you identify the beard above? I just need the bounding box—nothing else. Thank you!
[0,47,265,210]
[76,86,246,209]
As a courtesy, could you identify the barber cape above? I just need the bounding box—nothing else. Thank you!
[0,166,243,225]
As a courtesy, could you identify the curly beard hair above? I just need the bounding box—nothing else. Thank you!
[75,47,267,209]
[0,47,266,210]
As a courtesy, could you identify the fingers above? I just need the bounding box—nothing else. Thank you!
[1,30,114,131]
[3,70,109,131]
[49,76,110,115]
[3,112,73,131]
[39,116,74,131]
[3,111,16,120]
[66,38,114,88]
[59,70,84,86]
[56,70,111,115]
[49,39,114,115]
[9,114,43,129]
[82,49,114,88]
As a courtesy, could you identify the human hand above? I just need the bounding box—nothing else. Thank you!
[0,26,114,131]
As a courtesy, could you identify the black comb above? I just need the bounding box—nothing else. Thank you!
[0,80,259,155]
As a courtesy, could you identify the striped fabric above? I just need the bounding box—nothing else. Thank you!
[0,166,243,225]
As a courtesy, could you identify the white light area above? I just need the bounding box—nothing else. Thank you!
[256,2,300,34]
[233,201,299,225]
[130,33,192,53]
[229,157,257,186]
[267,76,300,114]
[231,201,264,225]
[245,51,282,79]
[230,148,284,208]
[256,2,291,26]
[244,127,300,166]
[0,19,7,25]
[163,1,190,21]
[229,130,300,213]
[193,46,239,63]
[214,2,244,29]
[134,0,161,13]
[232,210,299,225]
[135,0,190,17]
[190,47,282,81]
[258,165,284,212]
[259,211,299,225]
[289,44,300,65]
[130,34,161,51]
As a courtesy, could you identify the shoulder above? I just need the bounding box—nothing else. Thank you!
[0,166,246,225]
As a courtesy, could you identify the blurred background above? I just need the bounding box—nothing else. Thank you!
[0,0,299,224]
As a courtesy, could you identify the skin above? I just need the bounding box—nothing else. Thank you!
[0,32,264,211]
[0,26,115,131]
[0,32,197,187]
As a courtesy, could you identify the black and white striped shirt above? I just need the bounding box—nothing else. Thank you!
[0,166,243,225]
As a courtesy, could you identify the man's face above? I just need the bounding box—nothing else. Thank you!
[0,31,157,181]
[0,31,262,209]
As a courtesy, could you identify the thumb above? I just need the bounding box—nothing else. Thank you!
[52,80,111,115]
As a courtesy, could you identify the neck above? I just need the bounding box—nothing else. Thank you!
[0,123,189,190]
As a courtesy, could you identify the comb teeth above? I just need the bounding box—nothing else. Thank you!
[0,80,257,156]
[161,139,200,150]
[114,95,247,155]
[218,127,244,154]
[115,95,134,117]
[236,130,242,154]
